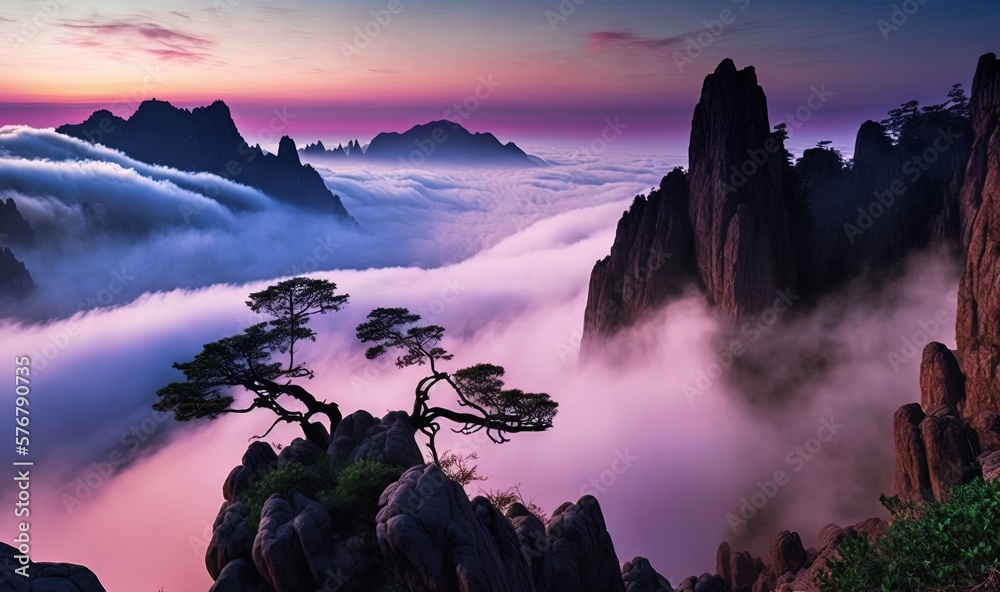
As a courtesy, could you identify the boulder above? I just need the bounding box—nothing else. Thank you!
[919,342,966,413]
[768,531,806,577]
[330,410,424,469]
[206,501,255,579]
[376,464,536,592]
[894,403,932,500]
[621,556,672,591]
[921,409,977,500]
[224,441,279,503]
[0,542,107,592]
[539,496,625,592]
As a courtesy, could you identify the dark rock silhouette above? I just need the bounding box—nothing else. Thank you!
[300,120,540,167]
[582,168,697,347]
[687,59,798,318]
[328,410,424,469]
[0,542,107,591]
[0,198,35,246]
[377,464,537,592]
[583,57,976,351]
[0,246,35,301]
[621,556,672,591]
[56,100,353,220]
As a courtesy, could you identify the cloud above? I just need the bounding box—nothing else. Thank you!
[60,19,214,62]
[0,130,965,592]
[587,24,758,54]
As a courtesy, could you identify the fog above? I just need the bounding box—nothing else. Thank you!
[0,127,963,591]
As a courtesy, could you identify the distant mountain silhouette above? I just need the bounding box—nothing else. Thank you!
[57,100,354,220]
[301,121,544,167]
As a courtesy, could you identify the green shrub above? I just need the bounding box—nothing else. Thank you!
[244,456,402,531]
[818,477,1000,592]
[318,459,403,526]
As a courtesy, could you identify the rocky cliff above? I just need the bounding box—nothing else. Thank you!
[0,198,36,246]
[956,52,1000,420]
[891,53,1000,503]
[583,57,976,350]
[0,246,35,301]
[56,100,354,220]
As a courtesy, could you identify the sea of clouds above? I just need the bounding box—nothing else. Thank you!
[0,127,962,591]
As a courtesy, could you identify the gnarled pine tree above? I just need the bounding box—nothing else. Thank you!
[154,277,347,448]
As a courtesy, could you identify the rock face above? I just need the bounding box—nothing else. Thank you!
[957,52,1000,420]
[687,58,797,318]
[376,463,536,592]
[919,342,966,412]
[328,410,425,469]
[583,57,976,348]
[768,531,806,578]
[621,557,672,592]
[56,100,353,219]
[0,198,35,246]
[0,542,108,591]
[581,168,697,347]
[300,121,539,167]
[894,403,932,501]
[0,246,35,301]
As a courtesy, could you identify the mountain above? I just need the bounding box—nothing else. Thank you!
[0,246,35,301]
[300,121,543,167]
[56,100,354,220]
[582,58,976,351]
[0,198,36,246]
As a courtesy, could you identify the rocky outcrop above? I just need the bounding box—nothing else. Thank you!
[584,57,977,347]
[687,58,797,318]
[716,541,761,590]
[0,198,35,246]
[919,342,966,412]
[957,52,1000,420]
[56,100,353,219]
[0,246,35,301]
[768,531,806,579]
[921,406,977,500]
[328,410,424,469]
[0,542,107,591]
[675,574,728,592]
[894,400,977,502]
[621,557,671,592]
[581,168,697,348]
[894,403,932,501]
[376,463,536,592]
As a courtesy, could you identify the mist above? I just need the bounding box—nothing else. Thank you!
[0,127,964,591]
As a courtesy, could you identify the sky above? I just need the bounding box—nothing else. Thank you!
[1,0,998,153]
